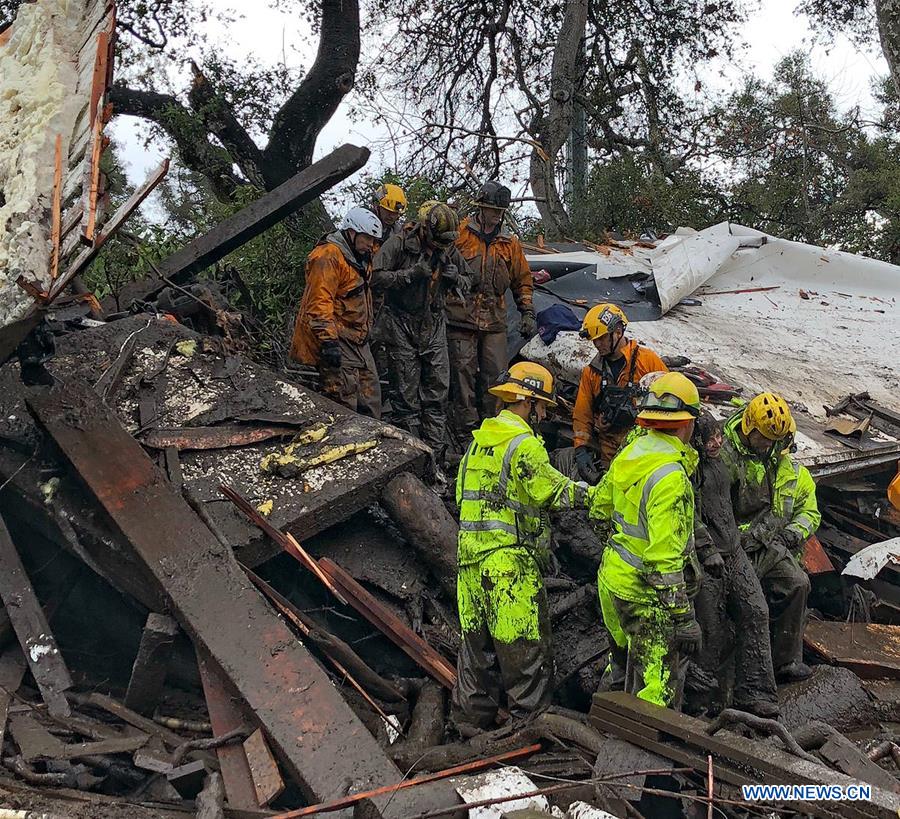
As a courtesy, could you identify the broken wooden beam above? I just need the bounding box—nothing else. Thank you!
[804,620,900,679]
[124,612,179,716]
[0,515,72,717]
[318,558,458,690]
[118,144,370,308]
[26,380,443,810]
[198,654,257,811]
[141,424,297,452]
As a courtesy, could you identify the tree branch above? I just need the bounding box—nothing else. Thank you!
[109,84,243,201]
[263,0,361,183]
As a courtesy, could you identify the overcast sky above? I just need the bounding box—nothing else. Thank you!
[110,0,888,197]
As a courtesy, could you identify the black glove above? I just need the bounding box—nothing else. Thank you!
[519,310,538,338]
[320,340,341,369]
[574,447,601,484]
[673,612,703,656]
[412,258,433,280]
[442,263,460,283]
[702,551,725,578]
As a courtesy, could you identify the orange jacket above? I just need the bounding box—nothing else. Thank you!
[446,217,533,333]
[573,339,668,465]
[290,231,373,365]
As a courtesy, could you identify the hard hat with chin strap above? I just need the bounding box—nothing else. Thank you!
[741,392,794,441]
[374,183,407,214]
[489,361,557,406]
[581,303,627,341]
[339,207,383,239]
[637,372,701,422]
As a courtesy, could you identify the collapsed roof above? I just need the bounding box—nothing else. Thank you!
[523,222,900,478]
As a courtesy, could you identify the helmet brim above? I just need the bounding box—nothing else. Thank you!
[637,409,697,422]
[489,385,557,406]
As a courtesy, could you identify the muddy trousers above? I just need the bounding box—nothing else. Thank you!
[318,341,381,419]
[694,548,777,708]
[382,312,450,452]
[447,328,509,435]
[748,541,810,671]
[598,585,687,708]
[452,550,552,727]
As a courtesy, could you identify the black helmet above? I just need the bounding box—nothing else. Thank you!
[474,181,511,210]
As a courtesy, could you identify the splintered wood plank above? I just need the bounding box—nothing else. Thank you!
[26,380,422,807]
[197,653,257,810]
[804,620,900,679]
[243,728,285,807]
[0,517,72,717]
[49,135,64,281]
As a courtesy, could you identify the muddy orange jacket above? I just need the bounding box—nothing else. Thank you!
[290,231,373,365]
[573,339,668,465]
[446,217,533,333]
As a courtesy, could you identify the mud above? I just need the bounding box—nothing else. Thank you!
[778,665,877,732]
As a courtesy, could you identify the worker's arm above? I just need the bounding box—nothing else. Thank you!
[508,237,534,314]
[587,469,614,521]
[572,367,596,449]
[304,252,343,343]
[643,469,694,614]
[637,346,669,377]
[372,236,426,290]
[513,438,589,512]
[784,464,821,548]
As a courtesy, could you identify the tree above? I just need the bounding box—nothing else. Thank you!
[361,0,747,238]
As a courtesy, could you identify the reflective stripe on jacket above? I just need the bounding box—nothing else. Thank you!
[447,217,533,332]
[457,410,589,566]
[590,430,699,611]
[721,411,821,548]
[290,231,373,365]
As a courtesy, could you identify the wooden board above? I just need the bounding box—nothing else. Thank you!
[114,143,370,308]
[0,516,72,717]
[26,380,433,811]
[804,620,900,679]
[243,728,285,807]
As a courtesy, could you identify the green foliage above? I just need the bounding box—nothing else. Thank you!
[338,170,456,222]
[567,157,725,241]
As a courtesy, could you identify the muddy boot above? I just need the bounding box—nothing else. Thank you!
[776,660,812,683]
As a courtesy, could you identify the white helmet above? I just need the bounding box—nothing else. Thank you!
[339,207,383,239]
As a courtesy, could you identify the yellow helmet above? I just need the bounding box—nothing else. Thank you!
[489,361,557,406]
[637,372,701,422]
[580,303,628,340]
[741,392,794,441]
[374,183,407,214]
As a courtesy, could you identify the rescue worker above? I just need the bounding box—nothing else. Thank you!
[369,183,409,410]
[691,413,779,718]
[448,181,536,437]
[371,182,408,246]
[573,304,668,482]
[453,362,593,726]
[290,207,382,416]
[372,202,469,455]
[590,372,702,708]
[722,393,820,682]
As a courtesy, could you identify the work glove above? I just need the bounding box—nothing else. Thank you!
[673,612,703,656]
[319,340,341,369]
[574,447,601,484]
[519,310,538,338]
[412,258,433,280]
[702,551,725,578]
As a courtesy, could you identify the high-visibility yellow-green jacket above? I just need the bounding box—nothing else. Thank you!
[457,410,590,567]
[590,429,699,612]
[722,411,820,550]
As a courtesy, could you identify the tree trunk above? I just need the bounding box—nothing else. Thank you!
[877,0,900,99]
[529,0,588,239]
